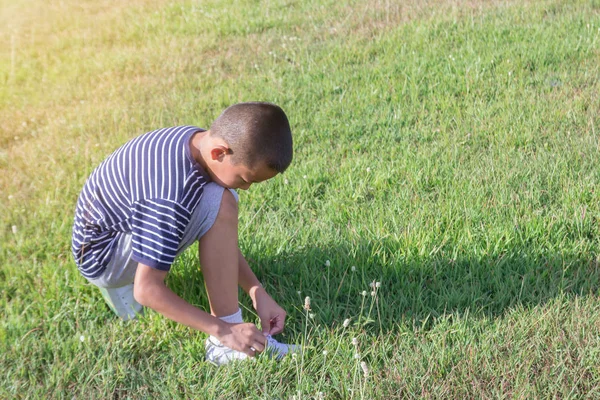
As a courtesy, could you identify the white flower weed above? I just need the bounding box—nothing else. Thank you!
[304,296,311,311]
[361,361,369,377]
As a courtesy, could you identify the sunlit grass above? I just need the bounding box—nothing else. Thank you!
[1,0,600,398]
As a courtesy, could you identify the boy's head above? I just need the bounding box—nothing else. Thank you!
[201,102,293,190]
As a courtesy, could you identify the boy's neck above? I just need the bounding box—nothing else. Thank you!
[190,130,211,172]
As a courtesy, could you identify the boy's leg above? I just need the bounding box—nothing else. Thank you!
[197,188,250,365]
[198,188,241,318]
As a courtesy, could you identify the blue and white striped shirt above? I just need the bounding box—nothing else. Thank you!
[72,126,208,279]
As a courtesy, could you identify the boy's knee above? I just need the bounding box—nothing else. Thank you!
[217,189,238,223]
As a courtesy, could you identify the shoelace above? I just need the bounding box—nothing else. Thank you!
[265,335,294,360]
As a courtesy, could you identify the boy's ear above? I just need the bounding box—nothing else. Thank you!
[209,145,230,161]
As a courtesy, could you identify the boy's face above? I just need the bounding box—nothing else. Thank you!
[208,156,278,190]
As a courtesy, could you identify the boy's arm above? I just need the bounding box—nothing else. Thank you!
[237,249,287,335]
[133,262,267,356]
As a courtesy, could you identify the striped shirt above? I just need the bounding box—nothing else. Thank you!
[72,126,208,279]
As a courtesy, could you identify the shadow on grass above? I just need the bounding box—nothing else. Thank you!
[168,241,599,334]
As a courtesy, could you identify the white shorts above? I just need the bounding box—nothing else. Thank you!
[86,182,238,289]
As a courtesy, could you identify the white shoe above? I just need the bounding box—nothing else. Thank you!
[98,284,143,321]
[205,335,299,366]
[264,335,299,360]
[205,336,249,366]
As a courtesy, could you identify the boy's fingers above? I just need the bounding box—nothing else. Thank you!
[252,330,266,346]
[261,316,277,334]
[252,341,265,353]
[269,317,285,335]
[247,339,266,356]
[259,318,270,334]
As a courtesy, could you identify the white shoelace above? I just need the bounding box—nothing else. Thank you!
[265,335,298,359]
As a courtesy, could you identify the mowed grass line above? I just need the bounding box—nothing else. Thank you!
[1,0,600,398]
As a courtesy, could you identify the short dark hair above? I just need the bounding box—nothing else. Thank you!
[209,102,293,173]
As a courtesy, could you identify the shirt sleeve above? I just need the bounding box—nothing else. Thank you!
[130,198,191,271]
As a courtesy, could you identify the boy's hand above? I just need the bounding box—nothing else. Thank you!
[251,287,287,335]
[218,322,266,357]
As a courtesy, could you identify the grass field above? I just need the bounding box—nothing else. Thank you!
[2,0,600,398]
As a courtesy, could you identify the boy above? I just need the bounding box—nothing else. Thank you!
[72,102,297,366]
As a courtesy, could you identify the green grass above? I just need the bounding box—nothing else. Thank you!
[2,0,600,398]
